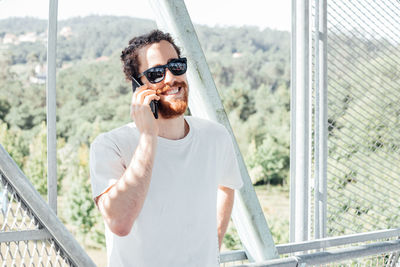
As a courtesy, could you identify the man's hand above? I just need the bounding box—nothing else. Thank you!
[130,85,160,136]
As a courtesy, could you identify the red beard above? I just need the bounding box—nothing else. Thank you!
[156,81,188,119]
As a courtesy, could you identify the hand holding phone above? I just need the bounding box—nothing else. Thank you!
[131,77,159,119]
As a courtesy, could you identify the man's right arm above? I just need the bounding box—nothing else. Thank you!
[96,133,157,236]
[95,86,160,237]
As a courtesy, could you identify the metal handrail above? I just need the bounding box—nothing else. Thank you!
[234,239,400,267]
[221,228,400,263]
[276,228,400,254]
[0,145,96,267]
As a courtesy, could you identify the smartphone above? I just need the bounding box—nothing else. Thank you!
[131,77,159,119]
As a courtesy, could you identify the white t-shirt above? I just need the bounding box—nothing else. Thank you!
[90,116,243,267]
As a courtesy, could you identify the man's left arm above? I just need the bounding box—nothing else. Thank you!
[217,185,235,250]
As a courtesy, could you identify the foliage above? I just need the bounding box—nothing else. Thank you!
[223,224,243,250]
[23,122,66,197]
[247,135,289,185]
[66,144,102,246]
[0,17,47,35]
[8,42,47,65]
[0,121,28,169]
[268,216,289,244]
[24,122,48,195]
[1,16,156,65]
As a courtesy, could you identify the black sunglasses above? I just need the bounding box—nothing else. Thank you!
[138,57,187,84]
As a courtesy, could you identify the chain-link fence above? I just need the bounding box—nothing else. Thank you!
[326,0,400,238]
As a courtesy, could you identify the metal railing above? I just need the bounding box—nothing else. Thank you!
[223,228,400,266]
[235,239,400,266]
[0,145,95,266]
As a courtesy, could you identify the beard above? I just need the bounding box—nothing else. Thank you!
[156,81,188,119]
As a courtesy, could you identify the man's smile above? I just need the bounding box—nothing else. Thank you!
[163,87,181,95]
[158,82,187,97]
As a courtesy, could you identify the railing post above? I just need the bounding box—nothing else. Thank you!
[148,0,279,261]
[290,0,310,243]
[46,0,58,213]
[314,0,328,240]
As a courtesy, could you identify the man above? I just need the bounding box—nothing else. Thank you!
[90,30,243,267]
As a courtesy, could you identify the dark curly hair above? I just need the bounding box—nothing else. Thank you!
[121,30,182,82]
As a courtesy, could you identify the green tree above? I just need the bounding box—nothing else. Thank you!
[24,122,48,195]
[66,143,104,247]
[0,121,28,169]
[247,135,289,185]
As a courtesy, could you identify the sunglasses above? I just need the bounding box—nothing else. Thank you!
[138,57,187,84]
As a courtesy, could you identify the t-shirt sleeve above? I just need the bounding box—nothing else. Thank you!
[89,134,126,200]
[218,133,244,190]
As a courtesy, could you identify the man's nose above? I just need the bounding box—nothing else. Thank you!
[164,68,177,85]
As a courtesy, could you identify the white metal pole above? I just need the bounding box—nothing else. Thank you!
[314,0,328,240]
[314,0,327,241]
[319,0,328,239]
[148,0,279,261]
[46,0,58,213]
[307,0,314,242]
[289,0,297,243]
[314,0,321,240]
[290,0,310,242]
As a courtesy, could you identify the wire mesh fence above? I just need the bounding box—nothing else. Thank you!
[0,173,74,267]
[317,254,393,267]
[222,235,400,266]
[325,0,400,238]
[0,240,72,267]
[306,236,400,267]
[1,182,39,233]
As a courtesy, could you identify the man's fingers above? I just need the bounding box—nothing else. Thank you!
[143,94,160,105]
[133,85,147,94]
[136,90,157,104]
[130,89,160,117]
[132,85,149,99]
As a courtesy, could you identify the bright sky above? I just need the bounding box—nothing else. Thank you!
[0,0,291,31]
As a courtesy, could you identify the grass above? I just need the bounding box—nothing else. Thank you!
[221,184,290,253]
[254,184,290,244]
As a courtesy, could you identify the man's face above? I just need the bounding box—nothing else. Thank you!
[137,40,189,119]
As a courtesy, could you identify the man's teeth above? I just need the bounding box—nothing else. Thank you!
[165,88,179,95]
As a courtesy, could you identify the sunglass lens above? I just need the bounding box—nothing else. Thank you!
[169,62,186,75]
[168,58,187,75]
[146,67,165,83]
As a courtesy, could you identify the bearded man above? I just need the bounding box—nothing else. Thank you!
[89,30,243,267]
